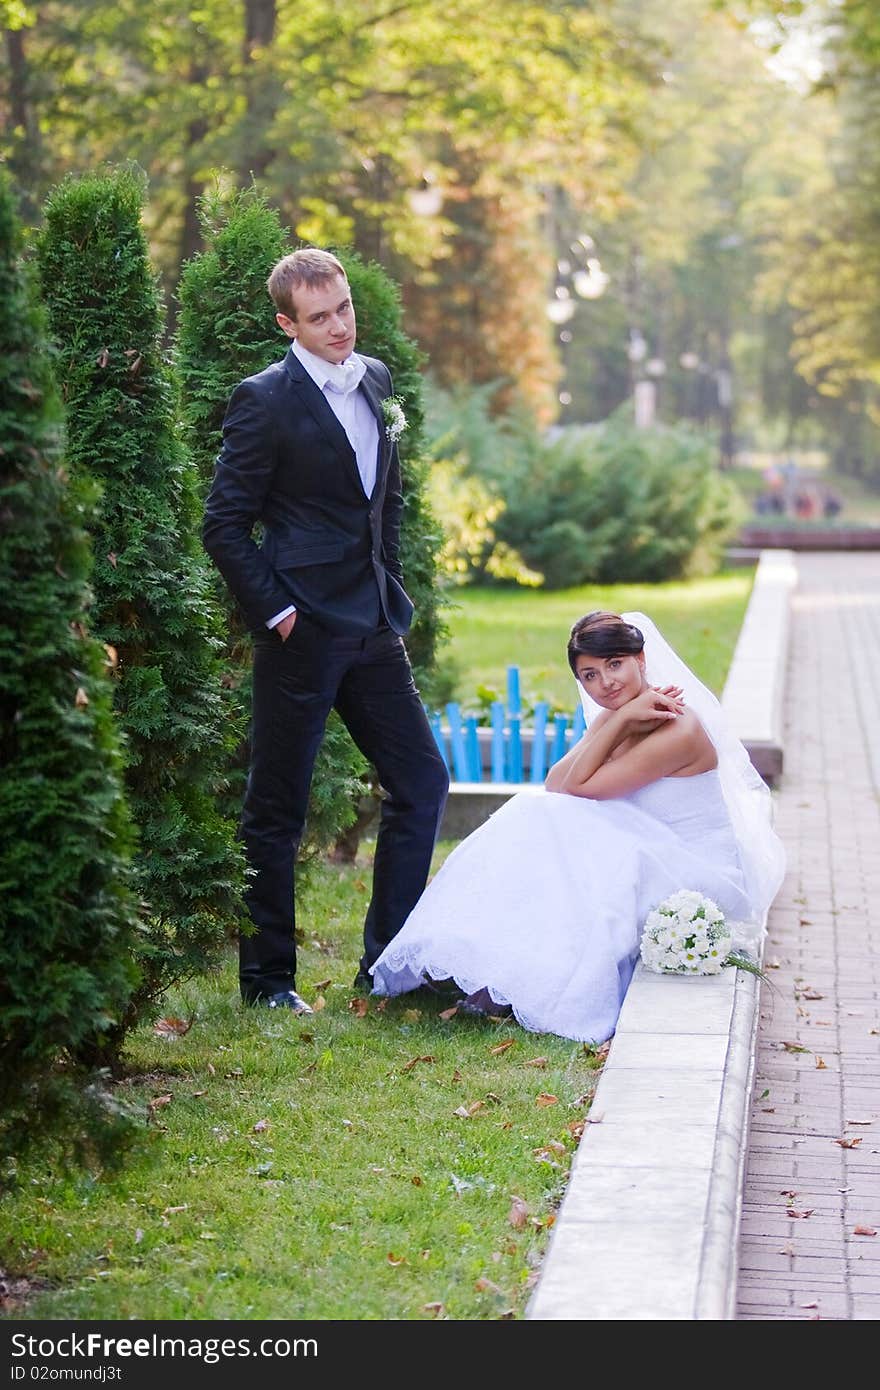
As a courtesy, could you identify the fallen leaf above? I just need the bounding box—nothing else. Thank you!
[163,1205,188,1215]
[74,687,89,708]
[411,1175,423,1187]
[835,1137,862,1149]
[451,1069,463,1083]
[761,1107,776,1113]
[535,1093,558,1107]
[97,347,110,367]
[800,1301,818,1309]
[191,1090,207,1098]
[403,1008,422,1022]
[252,1119,269,1133]
[787,1209,814,1219]
[845,1118,873,1126]
[474,1277,505,1296]
[313,978,332,991]
[207,1063,216,1076]
[107,552,117,568]
[422,1302,444,1318]
[312,995,326,1012]
[439,1006,458,1021]
[781,1041,809,1054]
[585,1111,604,1124]
[453,1100,486,1123]
[489,1040,516,1056]
[815,1056,827,1069]
[799,989,824,1000]
[147,1094,172,1112]
[224,1068,243,1079]
[348,997,369,1017]
[103,644,118,669]
[780,1189,798,1198]
[298,1031,315,1043]
[853,1225,877,1237]
[765,958,781,969]
[523,1057,548,1069]
[508,1196,529,1230]
[386,1253,407,1266]
[153,1016,191,1039]
[485,1092,502,1104]
[567,1120,586,1140]
[402,1054,435,1073]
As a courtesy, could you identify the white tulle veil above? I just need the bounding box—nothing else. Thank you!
[576,610,785,952]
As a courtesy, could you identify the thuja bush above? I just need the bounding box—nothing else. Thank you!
[36,168,247,1045]
[340,247,448,693]
[175,190,447,863]
[174,186,369,863]
[0,172,142,1171]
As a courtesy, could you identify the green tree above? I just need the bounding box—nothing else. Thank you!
[36,167,247,1046]
[0,170,142,1170]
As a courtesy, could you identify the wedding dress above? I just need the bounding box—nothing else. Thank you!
[370,613,786,1044]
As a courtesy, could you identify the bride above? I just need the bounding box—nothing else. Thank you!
[370,611,786,1043]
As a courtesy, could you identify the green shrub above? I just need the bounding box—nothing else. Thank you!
[0,172,142,1171]
[497,413,743,587]
[36,168,247,1049]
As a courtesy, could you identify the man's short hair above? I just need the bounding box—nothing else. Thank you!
[267,248,347,320]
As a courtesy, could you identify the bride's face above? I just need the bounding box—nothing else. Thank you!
[574,651,647,710]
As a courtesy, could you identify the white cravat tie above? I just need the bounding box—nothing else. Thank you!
[323,357,366,396]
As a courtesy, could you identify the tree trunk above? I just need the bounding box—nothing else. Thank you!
[4,27,43,222]
[239,0,278,183]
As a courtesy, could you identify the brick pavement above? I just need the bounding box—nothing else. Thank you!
[736,551,880,1321]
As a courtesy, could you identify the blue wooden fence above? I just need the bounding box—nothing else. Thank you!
[427,665,586,783]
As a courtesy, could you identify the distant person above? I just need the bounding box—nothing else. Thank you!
[203,248,448,1015]
[370,612,785,1042]
[823,489,843,520]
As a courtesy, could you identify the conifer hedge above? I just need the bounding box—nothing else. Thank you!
[0,172,141,1170]
[36,168,247,1040]
[175,187,446,862]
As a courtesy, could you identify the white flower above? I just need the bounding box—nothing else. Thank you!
[381,395,407,443]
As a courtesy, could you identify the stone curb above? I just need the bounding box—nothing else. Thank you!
[526,551,796,1320]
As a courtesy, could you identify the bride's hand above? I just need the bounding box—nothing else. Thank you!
[625,686,685,731]
[651,683,684,702]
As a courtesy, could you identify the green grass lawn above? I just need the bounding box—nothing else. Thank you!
[2,849,603,1322]
[440,570,754,711]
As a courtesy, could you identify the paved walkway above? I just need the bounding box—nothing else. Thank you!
[737,551,880,1320]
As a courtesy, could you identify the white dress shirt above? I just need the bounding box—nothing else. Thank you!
[267,339,381,629]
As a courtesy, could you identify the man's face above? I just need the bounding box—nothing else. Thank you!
[276,274,356,363]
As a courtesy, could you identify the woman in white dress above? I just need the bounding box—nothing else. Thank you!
[370,612,785,1043]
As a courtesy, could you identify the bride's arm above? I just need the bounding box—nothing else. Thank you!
[546,694,709,799]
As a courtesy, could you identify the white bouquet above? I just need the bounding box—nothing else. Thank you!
[640,889,758,976]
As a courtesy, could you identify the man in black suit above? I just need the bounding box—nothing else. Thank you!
[203,248,449,1014]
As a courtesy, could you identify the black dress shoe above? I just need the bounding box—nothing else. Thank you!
[261,989,314,1015]
[352,970,373,993]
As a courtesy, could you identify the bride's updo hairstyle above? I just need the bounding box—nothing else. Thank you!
[567,611,645,675]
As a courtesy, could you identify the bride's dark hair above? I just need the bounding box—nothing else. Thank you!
[567,611,645,674]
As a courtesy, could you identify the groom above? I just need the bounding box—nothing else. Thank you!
[202,247,449,1014]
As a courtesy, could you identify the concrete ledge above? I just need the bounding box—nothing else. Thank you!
[721,549,796,786]
[439,782,542,839]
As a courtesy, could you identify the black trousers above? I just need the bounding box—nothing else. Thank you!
[239,614,449,1001]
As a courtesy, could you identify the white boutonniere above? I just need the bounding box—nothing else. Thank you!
[381,395,407,444]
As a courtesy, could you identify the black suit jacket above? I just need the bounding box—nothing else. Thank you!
[202,346,414,637]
